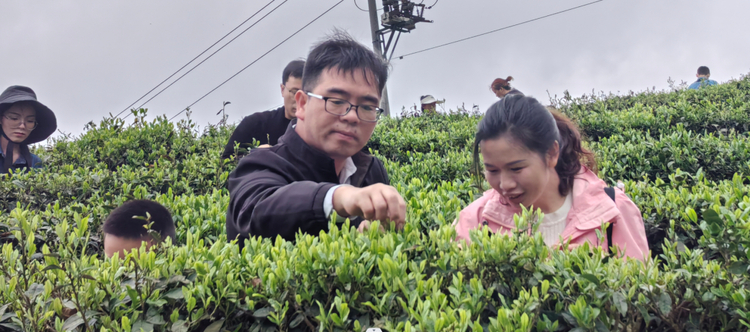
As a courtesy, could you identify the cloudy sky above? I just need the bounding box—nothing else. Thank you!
[2,0,749,138]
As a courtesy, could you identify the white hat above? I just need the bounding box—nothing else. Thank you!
[420,95,437,104]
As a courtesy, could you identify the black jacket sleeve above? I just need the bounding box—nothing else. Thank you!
[226,149,337,242]
[221,114,264,160]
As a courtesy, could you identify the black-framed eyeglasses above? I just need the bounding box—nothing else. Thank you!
[306,92,384,123]
[2,114,38,130]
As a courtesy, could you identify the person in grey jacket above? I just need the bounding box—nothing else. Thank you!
[226,31,406,245]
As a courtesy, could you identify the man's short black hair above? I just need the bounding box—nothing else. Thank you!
[697,66,711,76]
[103,200,176,241]
[302,29,389,96]
[282,60,306,85]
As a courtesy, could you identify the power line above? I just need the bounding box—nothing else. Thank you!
[115,0,277,119]
[122,0,290,120]
[394,0,603,60]
[169,0,346,122]
[354,0,382,12]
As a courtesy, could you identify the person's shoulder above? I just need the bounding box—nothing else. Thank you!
[240,106,285,121]
[234,145,291,172]
[30,153,43,168]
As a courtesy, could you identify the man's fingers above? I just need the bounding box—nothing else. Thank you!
[357,220,370,233]
[358,197,376,221]
[384,190,407,227]
[370,192,389,221]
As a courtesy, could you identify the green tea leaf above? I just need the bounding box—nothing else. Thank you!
[204,319,224,332]
[581,274,601,286]
[164,288,184,300]
[703,209,721,225]
[62,314,84,331]
[657,293,672,315]
[728,262,749,274]
[612,292,628,316]
[131,319,154,332]
[253,307,274,318]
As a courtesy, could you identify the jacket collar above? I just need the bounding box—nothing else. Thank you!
[481,167,620,236]
[559,168,620,239]
[277,125,373,186]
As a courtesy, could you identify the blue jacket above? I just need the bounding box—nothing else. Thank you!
[688,77,718,90]
[0,144,42,173]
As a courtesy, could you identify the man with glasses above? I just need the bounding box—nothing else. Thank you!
[225,31,406,245]
[221,59,305,160]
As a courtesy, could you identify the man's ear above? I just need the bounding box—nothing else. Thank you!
[280,83,286,95]
[295,90,307,120]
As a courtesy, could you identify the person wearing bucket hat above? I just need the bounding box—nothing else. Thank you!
[420,95,444,114]
[0,85,57,174]
[490,76,524,99]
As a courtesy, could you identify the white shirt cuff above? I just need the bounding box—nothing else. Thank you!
[324,185,343,218]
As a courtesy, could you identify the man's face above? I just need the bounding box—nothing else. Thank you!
[281,76,303,119]
[295,67,380,160]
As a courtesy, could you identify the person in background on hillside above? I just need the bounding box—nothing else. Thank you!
[453,95,648,260]
[226,30,406,246]
[687,66,718,90]
[490,76,524,99]
[221,59,305,160]
[0,85,57,174]
[420,95,443,114]
[103,199,176,258]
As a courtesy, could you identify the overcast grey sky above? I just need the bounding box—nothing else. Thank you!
[2,0,749,138]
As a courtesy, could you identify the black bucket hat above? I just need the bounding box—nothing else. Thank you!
[0,85,57,144]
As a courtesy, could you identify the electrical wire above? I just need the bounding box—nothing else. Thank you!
[114,0,277,119]
[168,0,345,122]
[394,0,603,60]
[122,0,289,120]
[354,0,383,12]
[427,0,438,9]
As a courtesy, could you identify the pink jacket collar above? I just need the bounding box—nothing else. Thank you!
[480,167,620,239]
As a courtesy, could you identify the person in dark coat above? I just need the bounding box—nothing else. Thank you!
[221,59,305,160]
[0,85,57,174]
[226,31,406,245]
[491,76,524,99]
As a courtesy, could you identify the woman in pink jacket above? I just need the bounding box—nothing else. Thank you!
[454,95,649,261]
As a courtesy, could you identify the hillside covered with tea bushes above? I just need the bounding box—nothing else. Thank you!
[2,74,750,331]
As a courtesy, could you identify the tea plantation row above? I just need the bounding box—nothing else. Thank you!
[1,75,750,331]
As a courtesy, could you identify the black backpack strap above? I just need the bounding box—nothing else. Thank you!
[603,187,616,253]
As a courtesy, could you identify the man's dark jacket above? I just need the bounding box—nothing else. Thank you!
[221,106,291,160]
[225,127,390,245]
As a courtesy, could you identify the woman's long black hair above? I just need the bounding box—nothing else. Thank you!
[472,94,597,196]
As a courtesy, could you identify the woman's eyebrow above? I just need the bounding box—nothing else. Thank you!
[505,160,526,167]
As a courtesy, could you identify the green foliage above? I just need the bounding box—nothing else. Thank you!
[2,74,750,331]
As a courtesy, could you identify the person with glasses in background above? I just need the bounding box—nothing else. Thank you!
[490,76,524,100]
[225,30,406,246]
[0,85,57,174]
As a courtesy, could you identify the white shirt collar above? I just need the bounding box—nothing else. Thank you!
[339,157,357,184]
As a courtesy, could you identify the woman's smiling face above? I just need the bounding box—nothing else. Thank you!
[481,135,559,209]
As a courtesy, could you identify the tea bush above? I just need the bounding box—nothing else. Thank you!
[1,74,750,331]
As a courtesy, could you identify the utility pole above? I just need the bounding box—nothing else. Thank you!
[367,0,391,116]
[367,0,433,117]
